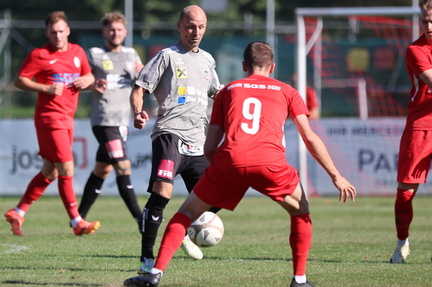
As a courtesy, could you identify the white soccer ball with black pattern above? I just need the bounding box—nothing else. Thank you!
[187,211,224,247]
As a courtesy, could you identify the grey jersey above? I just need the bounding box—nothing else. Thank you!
[88,46,142,127]
[135,42,223,146]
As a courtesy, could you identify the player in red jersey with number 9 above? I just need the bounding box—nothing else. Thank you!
[4,11,100,236]
[124,41,356,287]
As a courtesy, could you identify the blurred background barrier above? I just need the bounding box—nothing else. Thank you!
[1,118,430,196]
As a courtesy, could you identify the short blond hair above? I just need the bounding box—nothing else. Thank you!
[101,11,126,27]
[420,0,432,10]
[45,11,68,27]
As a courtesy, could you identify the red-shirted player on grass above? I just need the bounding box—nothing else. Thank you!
[291,72,320,119]
[4,11,100,236]
[390,0,432,264]
[124,41,356,287]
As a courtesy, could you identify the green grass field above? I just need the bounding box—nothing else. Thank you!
[1,195,431,287]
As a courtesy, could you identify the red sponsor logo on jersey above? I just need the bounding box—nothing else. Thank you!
[157,159,174,179]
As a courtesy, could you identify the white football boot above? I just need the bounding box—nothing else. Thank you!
[389,241,410,263]
[180,235,203,260]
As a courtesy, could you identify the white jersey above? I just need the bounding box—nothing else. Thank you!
[88,46,142,127]
[135,42,223,146]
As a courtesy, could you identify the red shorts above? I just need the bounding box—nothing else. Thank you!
[194,161,299,211]
[36,128,74,163]
[397,129,432,184]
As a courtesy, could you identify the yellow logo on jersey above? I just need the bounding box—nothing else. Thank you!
[177,87,186,95]
[176,67,188,79]
[102,60,114,71]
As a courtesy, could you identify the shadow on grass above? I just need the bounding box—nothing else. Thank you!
[184,255,423,265]
[2,280,101,286]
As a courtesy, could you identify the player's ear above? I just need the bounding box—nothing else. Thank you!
[242,61,247,72]
[269,63,276,74]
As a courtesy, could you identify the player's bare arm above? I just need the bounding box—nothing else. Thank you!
[130,85,149,129]
[204,124,224,162]
[73,72,95,90]
[14,75,64,96]
[294,114,356,202]
[419,68,432,87]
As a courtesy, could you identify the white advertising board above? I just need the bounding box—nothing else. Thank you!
[1,118,431,197]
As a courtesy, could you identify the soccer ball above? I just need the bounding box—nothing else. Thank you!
[187,211,224,247]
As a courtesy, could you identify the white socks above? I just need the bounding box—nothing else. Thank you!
[150,268,163,276]
[70,216,83,228]
[294,275,306,284]
[15,207,25,217]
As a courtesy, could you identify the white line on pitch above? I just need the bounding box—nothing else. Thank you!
[0,244,30,254]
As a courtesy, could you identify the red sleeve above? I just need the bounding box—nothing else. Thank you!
[19,49,43,80]
[306,87,318,109]
[405,45,432,77]
[286,86,310,119]
[77,45,92,75]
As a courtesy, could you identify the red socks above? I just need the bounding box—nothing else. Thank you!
[154,212,191,271]
[17,172,51,212]
[290,213,313,276]
[58,175,80,219]
[394,188,415,240]
[154,212,312,276]
[16,173,80,221]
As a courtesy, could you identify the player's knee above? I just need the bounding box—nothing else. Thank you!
[114,160,131,176]
[146,192,170,210]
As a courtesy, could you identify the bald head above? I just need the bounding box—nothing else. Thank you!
[177,5,207,52]
[179,5,207,22]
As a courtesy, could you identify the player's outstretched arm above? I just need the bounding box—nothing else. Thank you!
[294,114,356,202]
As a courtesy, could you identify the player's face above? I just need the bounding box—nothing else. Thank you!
[103,21,127,51]
[177,12,207,52]
[420,8,432,42]
[45,20,70,52]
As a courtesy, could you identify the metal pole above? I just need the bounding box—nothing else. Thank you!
[296,12,308,195]
[412,0,419,41]
[266,0,276,77]
[125,0,133,47]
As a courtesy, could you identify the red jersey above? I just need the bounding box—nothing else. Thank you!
[405,34,432,130]
[306,86,318,111]
[210,74,310,167]
[18,43,92,130]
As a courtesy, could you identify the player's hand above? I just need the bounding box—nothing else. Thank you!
[332,176,356,202]
[49,82,64,96]
[92,78,107,94]
[133,111,150,129]
[73,75,93,90]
